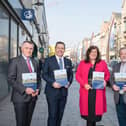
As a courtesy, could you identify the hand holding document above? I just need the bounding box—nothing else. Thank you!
[25,88,35,95]
[92,72,104,89]
[52,82,61,89]
[22,72,37,91]
[85,84,92,90]
[114,73,126,89]
[112,84,120,91]
[32,89,39,97]
[54,69,68,87]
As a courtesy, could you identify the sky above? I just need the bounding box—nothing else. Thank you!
[45,0,122,48]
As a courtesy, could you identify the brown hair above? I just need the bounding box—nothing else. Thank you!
[85,45,101,63]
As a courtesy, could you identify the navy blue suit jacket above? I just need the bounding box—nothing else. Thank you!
[42,55,73,97]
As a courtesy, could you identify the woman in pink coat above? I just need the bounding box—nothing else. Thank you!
[76,46,110,126]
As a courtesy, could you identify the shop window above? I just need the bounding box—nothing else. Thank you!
[10,19,17,58]
[0,3,9,99]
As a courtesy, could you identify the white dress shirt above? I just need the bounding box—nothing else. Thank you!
[55,55,65,69]
[22,54,34,72]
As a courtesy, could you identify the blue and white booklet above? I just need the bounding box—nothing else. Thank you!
[92,72,104,89]
[114,73,126,89]
[54,69,68,87]
[22,72,37,91]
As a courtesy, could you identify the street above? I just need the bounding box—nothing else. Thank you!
[0,78,118,126]
[0,1,125,126]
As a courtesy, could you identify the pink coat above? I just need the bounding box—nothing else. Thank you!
[76,60,110,116]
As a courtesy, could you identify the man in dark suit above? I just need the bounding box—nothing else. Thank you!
[43,41,73,126]
[111,47,126,126]
[8,41,41,126]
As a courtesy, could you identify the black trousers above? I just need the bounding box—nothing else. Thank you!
[13,100,36,126]
[46,94,67,126]
[87,121,96,126]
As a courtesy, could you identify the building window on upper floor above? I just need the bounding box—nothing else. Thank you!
[123,16,126,32]
[124,23,126,33]
[124,44,126,47]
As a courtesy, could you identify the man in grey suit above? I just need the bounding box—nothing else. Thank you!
[8,41,41,126]
[111,47,126,126]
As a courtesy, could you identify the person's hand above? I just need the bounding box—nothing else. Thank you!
[25,88,35,95]
[112,84,120,91]
[53,82,61,88]
[104,80,107,87]
[123,85,126,92]
[32,89,39,97]
[84,84,92,90]
[65,82,70,88]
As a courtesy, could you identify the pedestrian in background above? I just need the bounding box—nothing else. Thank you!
[76,45,110,126]
[42,41,73,126]
[8,41,41,126]
[110,47,126,126]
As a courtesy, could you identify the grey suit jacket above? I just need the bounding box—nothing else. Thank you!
[8,55,41,103]
[110,62,126,104]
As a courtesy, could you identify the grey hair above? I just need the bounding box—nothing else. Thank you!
[119,47,126,55]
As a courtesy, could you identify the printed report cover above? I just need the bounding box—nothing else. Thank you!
[54,69,68,87]
[114,73,126,89]
[92,72,104,89]
[22,72,37,91]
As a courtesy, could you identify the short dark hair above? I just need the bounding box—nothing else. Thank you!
[22,41,34,46]
[55,41,65,49]
[85,45,101,63]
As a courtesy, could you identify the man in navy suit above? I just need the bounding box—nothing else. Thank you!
[8,41,41,126]
[43,41,73,126]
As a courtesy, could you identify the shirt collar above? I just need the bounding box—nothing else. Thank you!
[22,54,31,60]
[55,55,64,61]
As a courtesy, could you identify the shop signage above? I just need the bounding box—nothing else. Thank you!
[21,9,35,21]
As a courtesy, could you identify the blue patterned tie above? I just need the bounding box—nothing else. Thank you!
[59,58,63,69]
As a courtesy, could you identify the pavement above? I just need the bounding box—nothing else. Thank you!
[0,78,119,126]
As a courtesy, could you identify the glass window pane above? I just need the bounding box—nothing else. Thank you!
[0,5,9,61]
[0,3,9,99]
[19,27,27,45]
[125,22,126,31]
[8,0,22,16]
[10,19,17,58]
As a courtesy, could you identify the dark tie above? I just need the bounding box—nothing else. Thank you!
[59,58,63,69]
[26,58,32,72]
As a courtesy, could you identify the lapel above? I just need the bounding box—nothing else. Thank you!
[20,56,36,72]
[53,56,60,69]
[64,57,67,69]
[20,55,29,72]
[53,56,68,69]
